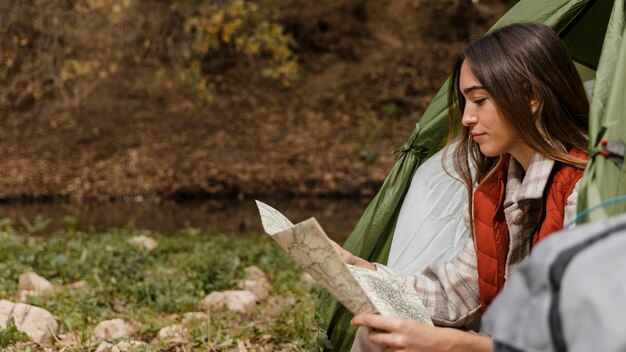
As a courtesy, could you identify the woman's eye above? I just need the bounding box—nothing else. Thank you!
[473,98,486,105]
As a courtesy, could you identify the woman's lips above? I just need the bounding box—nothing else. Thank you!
[472,132,485,141]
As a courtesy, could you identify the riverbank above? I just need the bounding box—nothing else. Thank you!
[0,225,318,350]
[0,197,370,242]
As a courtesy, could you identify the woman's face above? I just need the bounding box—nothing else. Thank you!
[459,60,529,159]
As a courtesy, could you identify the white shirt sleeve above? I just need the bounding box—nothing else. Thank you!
[563,178,583,228]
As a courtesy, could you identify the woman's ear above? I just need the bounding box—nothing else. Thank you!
[527,85,542,115]
[530,94,542,115]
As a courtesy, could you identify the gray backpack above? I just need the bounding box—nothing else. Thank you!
[482,213,626,352]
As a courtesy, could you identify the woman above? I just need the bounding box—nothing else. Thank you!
[339,22,590,351]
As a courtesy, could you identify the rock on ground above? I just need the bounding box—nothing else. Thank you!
[202,290,258,313]
[237,279,269,299]
[95,342,117,352]
[18,272,54,293]
[92,319,131,341]
[243,266,268,281]
[240,266,270,299]
[0,300,58,344]
[128,234,158,252]
[157,324,188,344]
[67,280,89,290]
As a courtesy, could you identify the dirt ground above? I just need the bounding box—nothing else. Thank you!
[0,0,508,202]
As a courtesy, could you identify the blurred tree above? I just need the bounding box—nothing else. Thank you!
[170,0,299,102]
[0,0,129,109]
[0,0,297,109]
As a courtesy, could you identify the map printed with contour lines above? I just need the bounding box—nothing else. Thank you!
[256,200,432,324]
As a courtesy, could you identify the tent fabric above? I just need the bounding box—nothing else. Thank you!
[317,0,626,350]
[577,0,626,222]
[387,143,470,275]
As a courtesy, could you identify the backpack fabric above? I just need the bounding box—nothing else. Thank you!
[482,213,626,352]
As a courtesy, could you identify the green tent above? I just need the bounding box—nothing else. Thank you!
[317,0,626,350]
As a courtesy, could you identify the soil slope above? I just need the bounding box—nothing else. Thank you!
[0,0,507,201]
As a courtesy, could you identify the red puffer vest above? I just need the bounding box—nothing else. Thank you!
[473,149,588,311]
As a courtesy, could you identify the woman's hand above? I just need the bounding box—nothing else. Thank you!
[351,313,493,352]
[329,240,376,270]
[330,240,357,265]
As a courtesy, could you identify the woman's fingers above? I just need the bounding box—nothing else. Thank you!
[351,313,403,332]
[368,330,404,350]
[329,240,345,256]
[352,314,432,351]
[330,240,356,264]
[351,313,379,328]
[353,313,493,351]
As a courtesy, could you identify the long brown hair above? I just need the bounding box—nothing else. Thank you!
[445,22,589,231]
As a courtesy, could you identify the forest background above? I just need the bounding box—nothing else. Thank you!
[1,0,511,203]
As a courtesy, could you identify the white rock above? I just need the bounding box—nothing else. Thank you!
[92,319,131,340]
[128,234,158,252]
[239,266,270,299]
[67,280,89,290]
[182,312,208,325]
[237,279,269,299]
[202,290,258,313]
[0,300,58,344]
[18,272,54,293]
[243,266,268,281]
[158,324,188,344]
[95,342,117,352]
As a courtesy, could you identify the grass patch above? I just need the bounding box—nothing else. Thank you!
[0,225,319,350]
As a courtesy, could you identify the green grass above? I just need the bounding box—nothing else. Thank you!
[0,223,319,351]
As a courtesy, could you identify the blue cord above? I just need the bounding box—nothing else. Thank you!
[565,195,626,228]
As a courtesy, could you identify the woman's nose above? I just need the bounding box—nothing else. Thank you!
[462,112,478,126]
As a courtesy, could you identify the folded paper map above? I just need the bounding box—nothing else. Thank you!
[255,200,432,324]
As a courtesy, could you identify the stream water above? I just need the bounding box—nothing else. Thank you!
[0,197,371,242]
